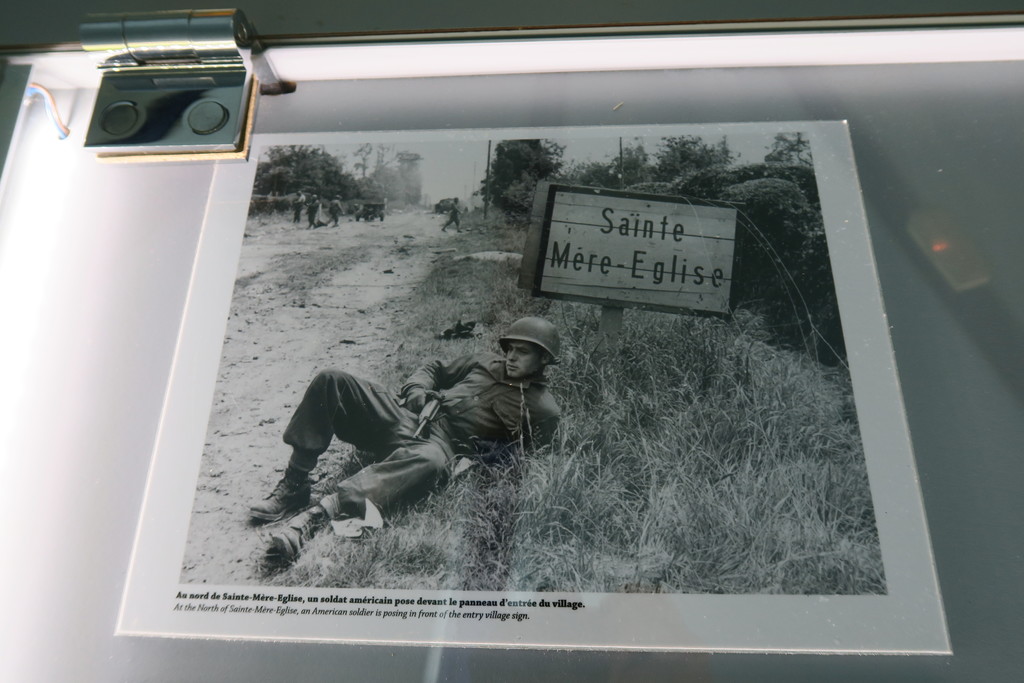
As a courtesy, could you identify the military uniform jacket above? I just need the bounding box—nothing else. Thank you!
[402,353,560,447]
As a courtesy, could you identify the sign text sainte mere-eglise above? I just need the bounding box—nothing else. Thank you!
[520,184,739,315]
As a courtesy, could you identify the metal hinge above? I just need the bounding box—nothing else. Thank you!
[80,9,293,161]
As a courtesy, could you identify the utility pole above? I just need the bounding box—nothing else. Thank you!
[483,140,492,219]
[619,137,625,189]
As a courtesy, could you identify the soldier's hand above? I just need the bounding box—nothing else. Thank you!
[404,387,441,414]
[404,387,427,413]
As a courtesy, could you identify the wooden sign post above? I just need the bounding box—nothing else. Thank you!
[598,305,624,350]
[520,183,739,349]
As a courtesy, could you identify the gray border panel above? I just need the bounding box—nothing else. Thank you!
[4,2,1024,50]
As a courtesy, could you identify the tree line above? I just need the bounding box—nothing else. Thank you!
[252,144,423,207]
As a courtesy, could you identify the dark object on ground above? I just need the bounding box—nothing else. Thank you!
[439,319,481,340]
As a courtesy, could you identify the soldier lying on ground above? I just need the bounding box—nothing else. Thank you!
[250,317,562,564]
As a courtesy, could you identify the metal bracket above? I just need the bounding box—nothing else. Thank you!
[80,9,293,160]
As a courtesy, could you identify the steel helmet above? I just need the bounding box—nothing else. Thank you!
[499,317,560,364]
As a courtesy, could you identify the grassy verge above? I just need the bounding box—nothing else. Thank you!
[271,212,884,594]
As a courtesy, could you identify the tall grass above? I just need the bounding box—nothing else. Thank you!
[270,215,884,595]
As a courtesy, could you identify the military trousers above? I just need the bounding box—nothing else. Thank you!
[282,369,453,520]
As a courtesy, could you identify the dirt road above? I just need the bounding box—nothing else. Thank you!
[181,208,451,585]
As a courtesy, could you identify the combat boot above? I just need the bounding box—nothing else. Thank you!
[268,505,329,563]
[250,470,311,522]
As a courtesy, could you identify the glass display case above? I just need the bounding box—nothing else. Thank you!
[2,9,1023,681]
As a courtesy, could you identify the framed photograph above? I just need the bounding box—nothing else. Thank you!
[117,121,947,652]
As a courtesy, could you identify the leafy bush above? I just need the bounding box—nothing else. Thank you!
[481,140,564,222]
[684,162,820,207]
[718,177,843,363]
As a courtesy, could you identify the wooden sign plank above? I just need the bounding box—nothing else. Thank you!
[523,184,738,315]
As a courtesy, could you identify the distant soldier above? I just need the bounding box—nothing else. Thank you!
[441,198,462,232]
[306,194,321,229]
[292,192,306,223]
[327,196,343,227]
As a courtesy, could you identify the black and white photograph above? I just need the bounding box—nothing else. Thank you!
[180,128,884,595]
[118,123,945,651]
